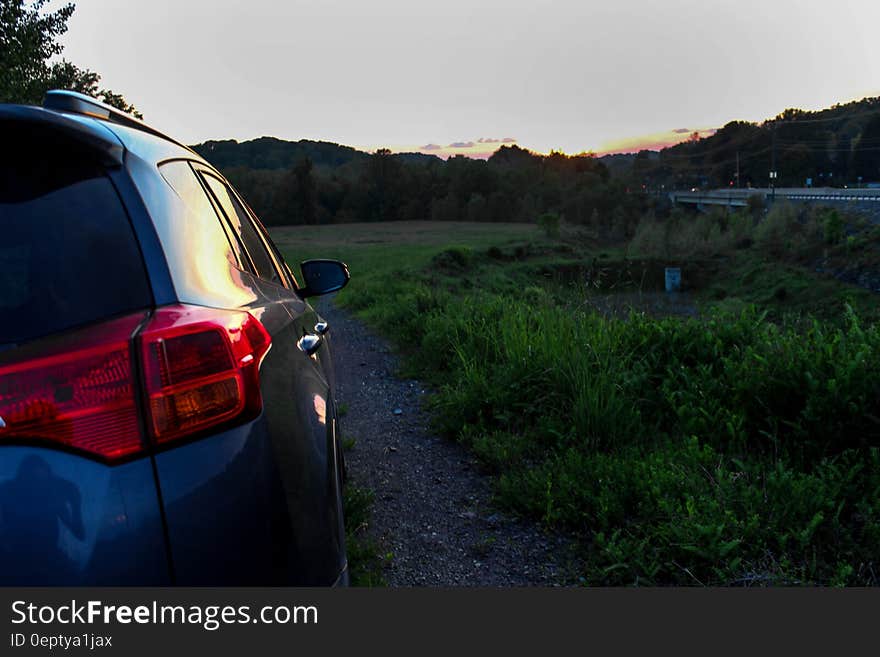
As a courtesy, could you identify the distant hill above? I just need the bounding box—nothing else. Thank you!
[191,136,366,170]
[191,136,442,171]
[618,96,880,189]
[392,151,444,165]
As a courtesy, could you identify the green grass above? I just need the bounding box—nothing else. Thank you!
[343,482,386,587]
[275,220,880,586]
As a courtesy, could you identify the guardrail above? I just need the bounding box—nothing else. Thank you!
[670,188,880,207]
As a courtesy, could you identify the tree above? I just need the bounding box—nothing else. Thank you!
[852,114,880,183]
[271,157,317,225]
[0,0,140,116]
[1,0,71,103]
[293,157,318,225]
[362,148,403,222]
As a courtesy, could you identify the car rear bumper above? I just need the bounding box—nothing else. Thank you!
[0,446,170,585]
[0,416,346,585]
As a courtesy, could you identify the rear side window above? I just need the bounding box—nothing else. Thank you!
[158,160,240,268]
[201,174,284,286]
[0,125,151,346]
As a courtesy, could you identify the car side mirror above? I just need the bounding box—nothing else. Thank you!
[299,259,350,297]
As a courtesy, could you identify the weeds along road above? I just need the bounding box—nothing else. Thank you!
[316,296,580,586]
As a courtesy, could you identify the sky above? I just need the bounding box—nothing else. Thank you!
[50,0,880,158]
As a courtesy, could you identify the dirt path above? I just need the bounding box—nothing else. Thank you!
[316,298,581,586]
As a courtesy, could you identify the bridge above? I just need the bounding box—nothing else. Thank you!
[669,187,880,209]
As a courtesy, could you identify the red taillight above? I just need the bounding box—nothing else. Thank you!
[0,314,146,460]
[0,305,271,462]
[139,305,271,444]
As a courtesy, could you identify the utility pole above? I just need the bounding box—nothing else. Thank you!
[769,121,777,200]
[736,151,740,188]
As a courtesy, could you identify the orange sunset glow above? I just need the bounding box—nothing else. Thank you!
[362,137,520,160]
[593,127,719,156]
[370,127,719,161]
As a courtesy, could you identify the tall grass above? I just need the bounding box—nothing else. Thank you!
[337,249,880,585]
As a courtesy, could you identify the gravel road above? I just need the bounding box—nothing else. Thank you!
[316,297,581,586]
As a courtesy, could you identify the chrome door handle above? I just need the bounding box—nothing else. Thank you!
[314,321,329,336]
[297,334,323,356]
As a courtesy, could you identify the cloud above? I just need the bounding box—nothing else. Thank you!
[477,137,518,144]
[673,127,719,136]
[421,143,443,150]
[449,141,475,148]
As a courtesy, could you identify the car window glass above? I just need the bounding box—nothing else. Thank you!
[260,229,298,289]
[158,161,247,271]
[0,128,151,346]
[201,174,283,286]
[240,201,295,289]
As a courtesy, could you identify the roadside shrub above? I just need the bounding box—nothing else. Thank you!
[628,212,668,257]
[537,211,561,238]
[727,211,755,247]
[608,206,629,242]
[755,202,799,253]
[747,193,765,216]
[431,246,474,271]
[522,285,548,305]
[823,209,845,245]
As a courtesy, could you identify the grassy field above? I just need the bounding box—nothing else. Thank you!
[273,219,880,586]
[271,220,550,288]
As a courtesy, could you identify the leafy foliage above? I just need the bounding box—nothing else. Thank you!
[0,0,140,116]
[538,211,561,238]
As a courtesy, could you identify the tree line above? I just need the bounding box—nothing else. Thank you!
[195,140,645,232]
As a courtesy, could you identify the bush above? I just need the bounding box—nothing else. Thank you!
[747,194,766,216]
[431,246,474,271]
[824,209,845,245]
[629,211,668,257]
[630,207,745,258]
[755,202,799,253]
[537,211,561,238]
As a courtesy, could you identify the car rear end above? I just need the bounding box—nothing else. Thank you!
[1,104,345,586]
[0,111,173,583]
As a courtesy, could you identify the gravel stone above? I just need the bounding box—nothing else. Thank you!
[317,297,582,586]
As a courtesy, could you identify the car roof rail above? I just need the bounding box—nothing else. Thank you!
[43,89,194,154]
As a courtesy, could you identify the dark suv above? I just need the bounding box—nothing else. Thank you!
[0,91,350,585]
